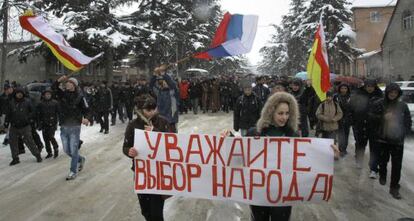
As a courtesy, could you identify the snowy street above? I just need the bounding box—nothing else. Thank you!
[0,112,413,221]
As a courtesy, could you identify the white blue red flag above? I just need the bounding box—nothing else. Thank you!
[194,12,258,59]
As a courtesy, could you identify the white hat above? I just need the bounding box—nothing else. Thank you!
[68,77,79,87]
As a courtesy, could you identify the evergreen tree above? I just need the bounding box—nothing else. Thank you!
[298,0,360,73]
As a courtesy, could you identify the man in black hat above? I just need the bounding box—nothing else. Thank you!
[349,79,383,174]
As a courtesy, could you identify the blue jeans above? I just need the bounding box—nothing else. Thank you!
[60,126,83,173]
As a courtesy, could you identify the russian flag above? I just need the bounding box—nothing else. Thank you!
[194,12,258,59]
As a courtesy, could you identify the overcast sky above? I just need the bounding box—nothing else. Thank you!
[220,0,291,65]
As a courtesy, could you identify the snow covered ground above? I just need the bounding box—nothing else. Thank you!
[0,112,413,221]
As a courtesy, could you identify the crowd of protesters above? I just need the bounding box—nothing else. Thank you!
[0,68,412,221]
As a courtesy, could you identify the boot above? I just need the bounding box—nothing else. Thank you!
[379,176,386,185]
[104,130,109,134]
[9,158,20,166]
[2,138,9,146]
[45,153,53,159]
[53,149,59,158]
[389,188,402,199]
[36,155,42,163]
[99,128,104,133]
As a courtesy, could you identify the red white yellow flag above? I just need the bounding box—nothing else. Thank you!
[19,10,102,72]
[307,18,331,101]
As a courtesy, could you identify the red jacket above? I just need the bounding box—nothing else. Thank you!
[179,82,190,99]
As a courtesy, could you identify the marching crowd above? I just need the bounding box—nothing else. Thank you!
[0,67,412,220]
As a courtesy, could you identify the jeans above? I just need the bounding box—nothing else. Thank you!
[322,130,337,143]
[60,126,83,173]
[191,98,199,114]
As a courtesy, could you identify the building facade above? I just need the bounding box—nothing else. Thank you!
[351,4,395,77]
[382,0,414,81]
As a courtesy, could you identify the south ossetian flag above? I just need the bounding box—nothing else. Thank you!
[306,18,331,101]
[194,12,258,59]
[19,11,102,72]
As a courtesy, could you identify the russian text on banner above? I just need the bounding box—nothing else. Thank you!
[133,130,334,207]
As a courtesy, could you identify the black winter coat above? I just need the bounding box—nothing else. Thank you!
[110,86,121,105]
[253,84,270,104]
[5,97,35,129]
[37,99,59,130]
[189,82,202,99]
[52,81,91,126]
[234,94,261,131]
[95,87,113,112]
[349,87,383,132]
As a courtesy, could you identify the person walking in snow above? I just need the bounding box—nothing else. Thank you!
[95,81,113,134]
[4,87,42,166]
[123,94,174,221]
[316,91,343,141]
[52,76,91,180]
[233,82,261,136]
[150,66,179,132]
[37,88,60,159]
[349,79,383,174]
[334,83,352,157]
[370,83,411,199]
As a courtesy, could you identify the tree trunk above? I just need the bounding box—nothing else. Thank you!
[0,0,8,90]
[104,47,113,83]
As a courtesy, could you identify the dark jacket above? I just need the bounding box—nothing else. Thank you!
[349,85,383,133]
[123,85,136,107]
[334,83,352,126]
[189,82,202,99]
[52,81,91,126]
[253,83,270,104]
[110,85,121,105]
[4,88,35,129]
[95,87,113,112]
[370,83,412,145]
[234,94,261,131]
[150,74,179,124]
[134,84,151,97]
[122,114,173,170]
[37,97,59,130]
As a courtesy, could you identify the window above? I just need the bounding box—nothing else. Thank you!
[370,11,381,23]
[55,61,65,75]
[403,10,414,30]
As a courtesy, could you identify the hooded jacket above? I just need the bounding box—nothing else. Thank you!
[370,83,412,145]
[334,83,351,125]
[36,89,59,130]
[349,83,383,131]
[247,92,299,136]
[4,87,35,129]
[316,98,343,132]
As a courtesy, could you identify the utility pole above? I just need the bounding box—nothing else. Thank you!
[0,0,9,91]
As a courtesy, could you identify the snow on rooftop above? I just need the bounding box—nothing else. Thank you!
[352,0,397,8]
[185,68,208,73]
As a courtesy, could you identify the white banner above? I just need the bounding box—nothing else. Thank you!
[133,130,334,207]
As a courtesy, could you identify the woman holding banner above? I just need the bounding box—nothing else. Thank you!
[245,92,299,221]
[122,94,174,221]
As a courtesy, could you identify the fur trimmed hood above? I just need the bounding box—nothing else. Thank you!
[256,92,299,133]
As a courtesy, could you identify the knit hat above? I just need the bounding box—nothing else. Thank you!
[364,79,377,87]
[68,77,79,87]
[135,94,157,110]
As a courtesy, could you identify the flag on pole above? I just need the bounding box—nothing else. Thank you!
[194,12,258,59]
[307,18,331,101]
[19,10,102,72]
